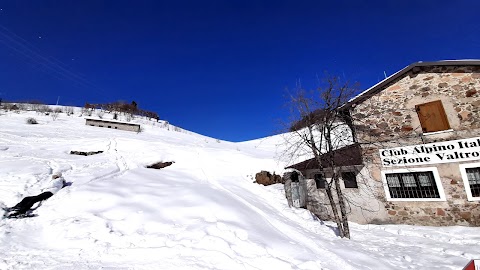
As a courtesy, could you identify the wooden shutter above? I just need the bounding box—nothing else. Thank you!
[415,100,450,133]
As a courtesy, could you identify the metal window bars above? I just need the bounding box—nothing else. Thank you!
[466,167,480,197]
[385,171,440,199]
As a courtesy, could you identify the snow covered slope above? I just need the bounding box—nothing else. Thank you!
[0,109,479,269]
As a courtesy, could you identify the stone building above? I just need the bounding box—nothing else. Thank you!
[85,118,141,132]
[288,60,480,226]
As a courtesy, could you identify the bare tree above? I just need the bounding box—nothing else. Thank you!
[51,108,62,121]
[65,106,74,116]
[81,103,93,117]
[125,113,132,122]
[285,75,357,238]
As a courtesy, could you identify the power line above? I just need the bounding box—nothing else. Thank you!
[0,24,111,100]
[0,37,75,84]
[0,25,93,85]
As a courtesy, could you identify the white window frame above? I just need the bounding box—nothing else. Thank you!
[381,167,446,202]
[459,162,480,201]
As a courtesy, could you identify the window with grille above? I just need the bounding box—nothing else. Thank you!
[314,174,325,189]
[385,171,440,199]
[342,171,358,188]
[460,163,480,201]
[465,168,480,197]
[415,100,450,133]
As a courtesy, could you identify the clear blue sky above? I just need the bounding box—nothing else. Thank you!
[0,1,479,141]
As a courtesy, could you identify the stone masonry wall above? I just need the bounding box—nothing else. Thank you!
[303,166,389,225]
[353,65,480,145]
[351,65,480,226]
[364,146,480,226]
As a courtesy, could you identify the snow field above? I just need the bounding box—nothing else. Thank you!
[0,109,478,269]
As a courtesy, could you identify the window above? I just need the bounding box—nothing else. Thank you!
[290,171,299,183]
[465,168,480,197]
[314,174,326,189]
[342,172,358,188]
[415,100,450,133]
[108,126,111,128]
[459,163,480,201]
[381,167,445,201]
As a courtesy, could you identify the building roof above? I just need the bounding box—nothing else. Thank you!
[341,60,480,110]
[289,109,329,131]
[285,143,363,171]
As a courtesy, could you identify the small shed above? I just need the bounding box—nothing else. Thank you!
[85,118,141,132]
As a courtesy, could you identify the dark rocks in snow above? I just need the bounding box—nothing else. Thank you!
[146,161,174,169]
[255,171,283,186]
[70,150,104,156]
[26,117,38,124]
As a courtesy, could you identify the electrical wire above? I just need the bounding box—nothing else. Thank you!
[0,23,111,100]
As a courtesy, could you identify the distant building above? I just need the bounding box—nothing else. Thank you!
[288,60,480,226]
[85,118,141,132]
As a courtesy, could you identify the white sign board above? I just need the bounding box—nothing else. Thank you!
[380,137,480,167]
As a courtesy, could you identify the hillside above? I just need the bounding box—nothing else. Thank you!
[0,108,479,269]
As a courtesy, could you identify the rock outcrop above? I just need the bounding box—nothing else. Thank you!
[255,171,282,186]
[70,150,103,156]
[146,161,174,169]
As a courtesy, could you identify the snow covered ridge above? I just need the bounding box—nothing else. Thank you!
[3,102,201,137]
[0,106,479,269]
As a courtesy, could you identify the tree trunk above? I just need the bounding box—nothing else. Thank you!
[324,182,344,238]
[326,126,350,239]
[333,173,351,238]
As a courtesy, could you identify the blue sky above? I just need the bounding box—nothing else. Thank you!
[0,1,479,141]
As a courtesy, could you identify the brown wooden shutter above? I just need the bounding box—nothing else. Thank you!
[415,100,450,133]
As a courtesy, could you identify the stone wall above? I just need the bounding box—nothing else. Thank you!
[361,146,480,226]
[352,65,480,146]
[349,65,480,226]
[303,166,388,225]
